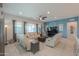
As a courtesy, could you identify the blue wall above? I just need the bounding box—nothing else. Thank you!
[44,16,79,38]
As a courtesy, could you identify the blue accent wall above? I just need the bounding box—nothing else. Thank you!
[44,16,79,38]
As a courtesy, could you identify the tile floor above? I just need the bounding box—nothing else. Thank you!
[5,35,79,56]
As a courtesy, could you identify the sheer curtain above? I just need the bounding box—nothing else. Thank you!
[14,21,24,41]
[15,22,24,34]
[25,23,36,32]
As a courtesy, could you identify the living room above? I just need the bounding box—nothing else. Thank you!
[1,3,79,56]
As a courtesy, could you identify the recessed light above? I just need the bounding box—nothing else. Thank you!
[47,11,50,14]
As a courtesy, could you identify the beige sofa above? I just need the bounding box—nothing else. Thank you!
[24,32,40,50]
[25,32,40,39]
[17,32,40,50]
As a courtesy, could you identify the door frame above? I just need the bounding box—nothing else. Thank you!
[67,21,77,37]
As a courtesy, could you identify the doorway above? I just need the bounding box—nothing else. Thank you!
[67,21,77,37]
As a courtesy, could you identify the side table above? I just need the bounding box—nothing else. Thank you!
[31,42,39,54]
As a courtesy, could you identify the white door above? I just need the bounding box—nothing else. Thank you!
[67,21,77,37]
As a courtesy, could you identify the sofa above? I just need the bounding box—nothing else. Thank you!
[45,33,62,47]
[16,32,40,51]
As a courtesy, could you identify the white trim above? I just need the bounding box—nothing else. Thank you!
[67,21,77,37]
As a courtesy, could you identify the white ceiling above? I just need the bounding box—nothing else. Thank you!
[3,3,79,21]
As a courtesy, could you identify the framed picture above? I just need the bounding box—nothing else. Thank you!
[59,24,63,31]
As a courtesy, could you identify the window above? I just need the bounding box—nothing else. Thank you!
[15,22,24,34]
[15,21,38,33]
[25,23,36,32]
[38,24,41,32]
[59,24,63,32]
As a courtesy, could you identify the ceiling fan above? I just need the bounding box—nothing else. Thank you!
[39,15,47,20]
